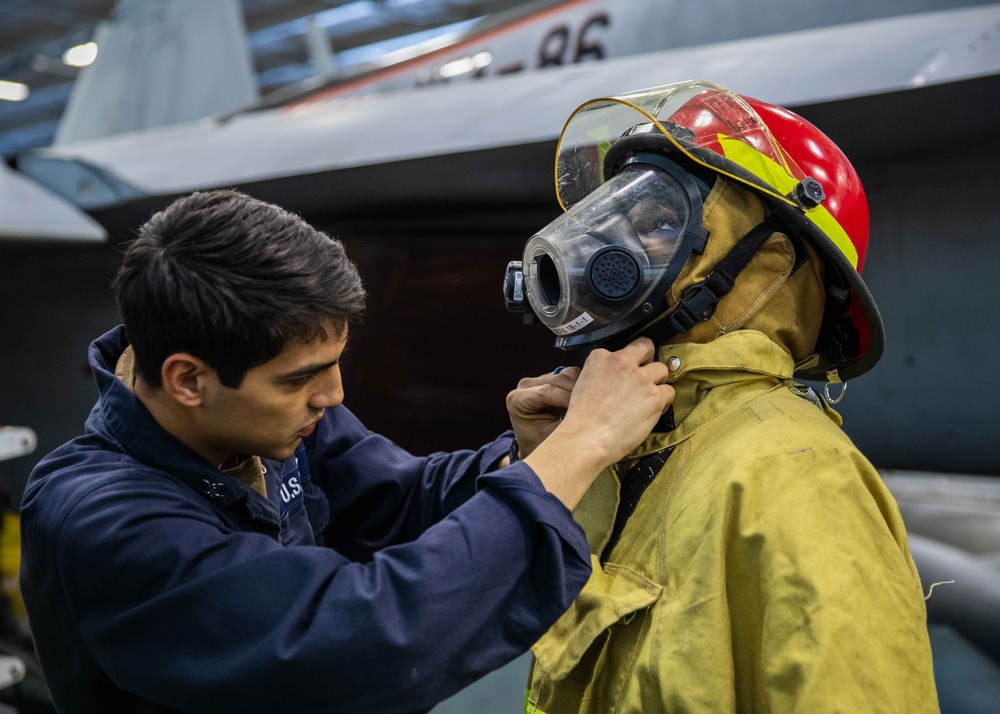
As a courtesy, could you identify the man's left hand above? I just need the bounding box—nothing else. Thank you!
[505,367,581,460]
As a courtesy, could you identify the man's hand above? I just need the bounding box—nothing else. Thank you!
[505,366,582,460]
[521,337,674,510]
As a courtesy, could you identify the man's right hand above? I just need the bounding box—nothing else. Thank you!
[523,337,674,510]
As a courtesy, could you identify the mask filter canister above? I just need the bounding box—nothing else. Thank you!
[586,246,643,301]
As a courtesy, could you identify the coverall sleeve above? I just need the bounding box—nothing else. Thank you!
[731,445,939,713]
[305,405,516,561]
[52,460,591,713]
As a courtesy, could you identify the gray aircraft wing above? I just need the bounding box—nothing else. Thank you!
[0,161,106,242]
[16,3,1000,212]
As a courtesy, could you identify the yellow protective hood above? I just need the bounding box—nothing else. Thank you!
[663,175,826,364]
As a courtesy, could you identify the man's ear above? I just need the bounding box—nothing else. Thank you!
[160,353,215,407]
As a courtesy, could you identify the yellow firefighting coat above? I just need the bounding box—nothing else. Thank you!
[526,330,938,713]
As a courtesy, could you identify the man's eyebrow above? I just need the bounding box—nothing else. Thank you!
[277,358,339,381]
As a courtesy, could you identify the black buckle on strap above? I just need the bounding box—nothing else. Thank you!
[668,271,733,333]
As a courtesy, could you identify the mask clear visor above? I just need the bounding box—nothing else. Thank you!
[524,161,704,346]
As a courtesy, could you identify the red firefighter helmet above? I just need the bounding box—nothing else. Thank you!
[555,80,883,381]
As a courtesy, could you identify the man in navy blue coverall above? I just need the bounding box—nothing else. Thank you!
[19,189,674,713]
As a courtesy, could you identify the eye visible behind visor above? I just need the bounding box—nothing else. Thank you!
[520,157,709,350]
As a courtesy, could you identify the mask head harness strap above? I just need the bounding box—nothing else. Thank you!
[641,213,777,345]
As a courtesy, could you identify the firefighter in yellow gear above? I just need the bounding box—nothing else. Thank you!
[507,81,938,713]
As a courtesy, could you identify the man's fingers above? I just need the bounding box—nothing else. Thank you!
[533,383,572,412]
[507,382,573,416]
[641,361,671,385]
[619,336,656,365]
[554,366,581,380]
[658,383,676,412]
[516,366,581,390]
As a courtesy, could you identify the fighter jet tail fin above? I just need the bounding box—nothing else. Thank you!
[55,0,258,145]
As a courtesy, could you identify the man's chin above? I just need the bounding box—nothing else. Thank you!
[258,441,300,462]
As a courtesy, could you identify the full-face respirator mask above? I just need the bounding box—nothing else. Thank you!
[504,152,710,350]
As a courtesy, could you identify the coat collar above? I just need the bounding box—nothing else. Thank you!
[576,330,838,556]
[628,330,797,458]
[87,326,269,509]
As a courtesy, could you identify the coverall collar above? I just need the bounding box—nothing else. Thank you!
[87,327,278,511]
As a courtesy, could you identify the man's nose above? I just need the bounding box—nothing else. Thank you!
[310,369,344,409]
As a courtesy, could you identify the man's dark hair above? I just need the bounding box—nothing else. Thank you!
[113,189,366,388]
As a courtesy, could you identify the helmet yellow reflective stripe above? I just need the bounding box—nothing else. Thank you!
[718,136,859,268]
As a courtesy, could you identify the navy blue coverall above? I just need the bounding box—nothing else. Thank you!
[19,327,591,713]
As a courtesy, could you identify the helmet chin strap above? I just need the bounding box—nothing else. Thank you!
[637,214,778,346]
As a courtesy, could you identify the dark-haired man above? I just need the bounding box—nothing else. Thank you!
[19,190,674,713]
